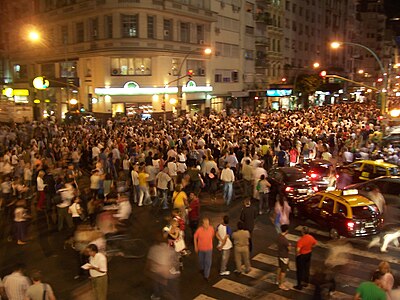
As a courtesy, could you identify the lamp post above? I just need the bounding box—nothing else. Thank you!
[175,48,211,116]
[331,41,388,114]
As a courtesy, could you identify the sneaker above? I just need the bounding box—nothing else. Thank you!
[138,203,143,207]
[220,271,230,276]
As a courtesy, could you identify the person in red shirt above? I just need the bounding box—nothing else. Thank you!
[188,192,200,237]
[194,217,214,281]
[294,226,317,290]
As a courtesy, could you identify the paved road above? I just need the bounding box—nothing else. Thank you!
[1,184,400,300]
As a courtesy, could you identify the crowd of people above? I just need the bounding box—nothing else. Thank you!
[0,102,398,299]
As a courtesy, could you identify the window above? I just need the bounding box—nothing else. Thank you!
[89,17,99,40]
[245,26,254,35]
[171,58,181,76]
[244,50,254,60]
[164,19,173,40]
[180,22,190,43]
[105,15,113,39]
[376,166,387,177]
[187,60,206,76]
[285,0,290,10]
[292,3,296,13]
[76,22,84,43]
[292,21,297,32]
[61,25,68,45]
[216,42,239,57]
[147,16,155,39]
[321,198,334,214]
[196,25,204,43]
[336,202,347,216]
[60,61,77,78]
[214,69,238,83]
[122,14,139,38]
[41,63,56,78]
[111,57,151,76]
[362,164,374,174]
[13,64,27,79]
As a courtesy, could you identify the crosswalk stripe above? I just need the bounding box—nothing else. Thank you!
[285,233,400,265]
[213,278,268,299]
[193,294,218,300]
[252,252,362,289]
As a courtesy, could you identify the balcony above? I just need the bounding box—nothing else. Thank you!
[255,36,269,46]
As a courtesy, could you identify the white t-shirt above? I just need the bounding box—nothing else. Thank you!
[216,224,233,250]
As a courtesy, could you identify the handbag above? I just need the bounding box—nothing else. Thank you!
[42,283,47,300]
[174,238,186,252]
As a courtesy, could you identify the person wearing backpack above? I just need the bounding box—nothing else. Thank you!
[25,270,56,300]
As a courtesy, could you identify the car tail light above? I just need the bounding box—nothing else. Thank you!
[312,186,318,192]
[310,173,318,179]
[347,221,355,231]
[285,187,294,192]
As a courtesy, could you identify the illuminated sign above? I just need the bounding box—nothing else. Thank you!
[95,84,213,96]
[33,77,50,90]
[266,89,293,97]
[123,81,140,89]
[2,88,30,97]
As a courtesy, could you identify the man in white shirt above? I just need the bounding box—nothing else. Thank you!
[56,183,74,231]
[113,195,132,222]
[220,163,235,206]
[131,164,140,204]
[155,168,172,210]
[216,215,233,276]
[86,244,108,300]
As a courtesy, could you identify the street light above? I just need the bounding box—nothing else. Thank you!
[175,47,212,116]
[330,41,387,114]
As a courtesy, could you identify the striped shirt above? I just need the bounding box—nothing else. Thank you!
[3,272,31,300]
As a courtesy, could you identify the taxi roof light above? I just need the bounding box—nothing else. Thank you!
[342,189,358,196]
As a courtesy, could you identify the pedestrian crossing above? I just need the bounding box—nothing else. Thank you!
[192,226,400,300]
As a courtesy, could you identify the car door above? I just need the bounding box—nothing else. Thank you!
[303,195,323,220]
[317,196,335,227]
[332,201,349,236]
[349,162,363,183]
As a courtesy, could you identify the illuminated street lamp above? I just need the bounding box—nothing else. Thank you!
[28,31,40,42]
[330,41,387,114]
[313,62,320,69]
[69,98,78,105]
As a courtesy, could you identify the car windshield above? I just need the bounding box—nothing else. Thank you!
[352,205,379,219]
[388,167,399,176]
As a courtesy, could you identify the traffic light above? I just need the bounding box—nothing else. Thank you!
[187,69,194,80]
[319,70,327,83]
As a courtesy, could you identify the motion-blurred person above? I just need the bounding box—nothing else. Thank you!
[378,261,394,300]
[13,199,30,245]
[366,185,386,215]
[239,199,258,252]
[273,194,291,233]
[25,270,56,300]
[216,215,233,276]
[146,233,180,300]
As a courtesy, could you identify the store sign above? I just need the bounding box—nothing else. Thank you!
[2,88,30,97]
[266,89,292,97]
[123,81,140,89]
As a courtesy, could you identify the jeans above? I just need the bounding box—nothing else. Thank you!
[139,186,150,206]
[223,182,233,205]
[156,188,169,209]
[220,249,231,273]
[198,250,213,278]
[131,184,140,204]
[242,179,252,199]
[259,192,269,212]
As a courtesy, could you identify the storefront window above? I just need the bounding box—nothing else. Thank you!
[111,58,151,76]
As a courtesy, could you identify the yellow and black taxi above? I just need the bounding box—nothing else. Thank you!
[298,189,383,239]
[337,160,399,183]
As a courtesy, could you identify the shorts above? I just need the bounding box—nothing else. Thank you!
[278,257,289,272]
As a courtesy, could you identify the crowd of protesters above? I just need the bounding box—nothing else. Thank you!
[0,102,398,299]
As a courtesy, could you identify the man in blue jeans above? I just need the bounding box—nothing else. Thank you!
[220,163,235,206]
[194,217,215,281]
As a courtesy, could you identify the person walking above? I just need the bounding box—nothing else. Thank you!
[86,244,108,300]
[232,221,251,275]
[155,167,172,210]
[25,270,56,300]
[294,226,317,290]
[216,215,233,276]
[239,199,258,252]
[194,217,215,281]
[354,270,387,300]
[220,163,235,206]
[256,174,271,215]
[277,224,291,291]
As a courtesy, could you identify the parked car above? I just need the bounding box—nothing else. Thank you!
[344,176,400,226]
[268,167,317,215]
[337,160,399,184]
[299,159,337,191]
[298,189,383,239]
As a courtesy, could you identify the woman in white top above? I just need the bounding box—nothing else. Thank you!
[13,200,29,245]
[69,197,83,227]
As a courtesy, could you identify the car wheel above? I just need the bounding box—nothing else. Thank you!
[329,228,339,240]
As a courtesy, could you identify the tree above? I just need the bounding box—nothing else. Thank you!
[295,74,323,108]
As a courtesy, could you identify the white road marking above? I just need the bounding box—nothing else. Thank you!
[213,278,268,299]
[193,295,218,300]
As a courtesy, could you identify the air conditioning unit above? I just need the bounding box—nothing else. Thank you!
[199,39,205,45]
[215,27,220,34]
[164,30,169,36]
